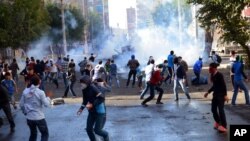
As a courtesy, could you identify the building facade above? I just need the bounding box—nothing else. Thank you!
[126,7,136,36]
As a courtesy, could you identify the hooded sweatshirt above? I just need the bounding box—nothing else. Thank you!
[80,76,105,113]
[19,85,51,120]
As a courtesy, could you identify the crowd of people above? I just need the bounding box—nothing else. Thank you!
[0,49,250,140]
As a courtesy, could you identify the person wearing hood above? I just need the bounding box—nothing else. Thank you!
[77,75,109,141]
[126,55,140,88]
[19,76,51,141]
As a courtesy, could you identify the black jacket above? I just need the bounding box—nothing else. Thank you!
[80,84,104,112]
[208,72,227,99]
[174,64,186,79]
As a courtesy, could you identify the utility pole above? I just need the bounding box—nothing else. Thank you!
[61,0,67,55]
[102,0,106,32]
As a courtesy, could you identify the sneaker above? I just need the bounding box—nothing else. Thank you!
[140,95,144,100]
[62,96,67,98]
[141,103,148,107]
[214,122,220,129]
[156,102,163,104]
[218,126,227,133]
[175,98,179,101]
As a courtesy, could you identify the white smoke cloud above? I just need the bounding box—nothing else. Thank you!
[27,36,52,59]
[65,10,78,29]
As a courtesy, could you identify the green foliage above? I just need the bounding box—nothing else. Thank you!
[88,11,103,40]
[0,0,50,49]
[46,4,86,44]
[187,0,250,65]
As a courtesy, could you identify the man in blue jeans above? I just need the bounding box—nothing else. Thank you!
[231,55,250,105]
[77,75,109,141]
[20,76,51,141]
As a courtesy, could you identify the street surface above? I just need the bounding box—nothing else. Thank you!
[1,59,250,141]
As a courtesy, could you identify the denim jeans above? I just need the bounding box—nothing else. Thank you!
[0,103,15,129]
[174,78,190,100]
[140,81,150,98]
[62,72,68,88]
[86,112,109,141]
[192,72,200,85]
[211,98,227,128]
[109,74,120,87]
[64,81,76,97]
[27,119,49,141]
[142,83,154,104]
[126,70,137,87]
[232,80,250,105]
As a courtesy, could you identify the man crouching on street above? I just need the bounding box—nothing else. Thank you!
[204,63,229,133]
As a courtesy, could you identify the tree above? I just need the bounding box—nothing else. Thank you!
[88,11,103,41]
[187,0,250,66]
[0,0,50,49]
[46,4,85,44]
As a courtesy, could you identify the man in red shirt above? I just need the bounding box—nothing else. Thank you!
[141,64,164,106]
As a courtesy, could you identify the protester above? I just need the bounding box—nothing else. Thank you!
[231,55,250,105]
[9,58,20,83]
[192,57,203,85]
[20,76,51,141]
[0,84,15,132]
[1,72,18,109]
[78,57,88,76]
[77,75,109,141]
[126,55,140,88]
[63,68,77,98]
[204,63,228,133]
[61,57,69,88]
[173,57,191,101]
[89,53,97,63]
[109,60,120,88]
[178,56,188,87]
[92,60,107,81]
[141,64,164,106]
[166,50,175,84]
[49,60,59,88]
[140,59,154,99]
[68,59,76,71]
[147,56,154,65]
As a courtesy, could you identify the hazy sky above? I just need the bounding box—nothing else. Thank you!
[108,0,136,29]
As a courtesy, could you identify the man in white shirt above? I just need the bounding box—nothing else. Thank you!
[20,76,51,141]
[140,59,155,99]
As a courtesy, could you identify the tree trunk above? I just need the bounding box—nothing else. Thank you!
[204,29,214,60]
[239,43,250,68]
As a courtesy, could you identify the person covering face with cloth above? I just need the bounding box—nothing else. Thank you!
[77,75,109,141]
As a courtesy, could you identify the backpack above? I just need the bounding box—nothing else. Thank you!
[216,55,222,64]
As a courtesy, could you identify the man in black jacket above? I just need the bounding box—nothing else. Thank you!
[77,75,109,141]
[0,84,15,132]
[173,57,190,101]
[204,63,229,133]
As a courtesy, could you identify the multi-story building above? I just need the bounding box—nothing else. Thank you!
[126,7,136,36]
[88,0,109,31]
[136,0,162,29]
